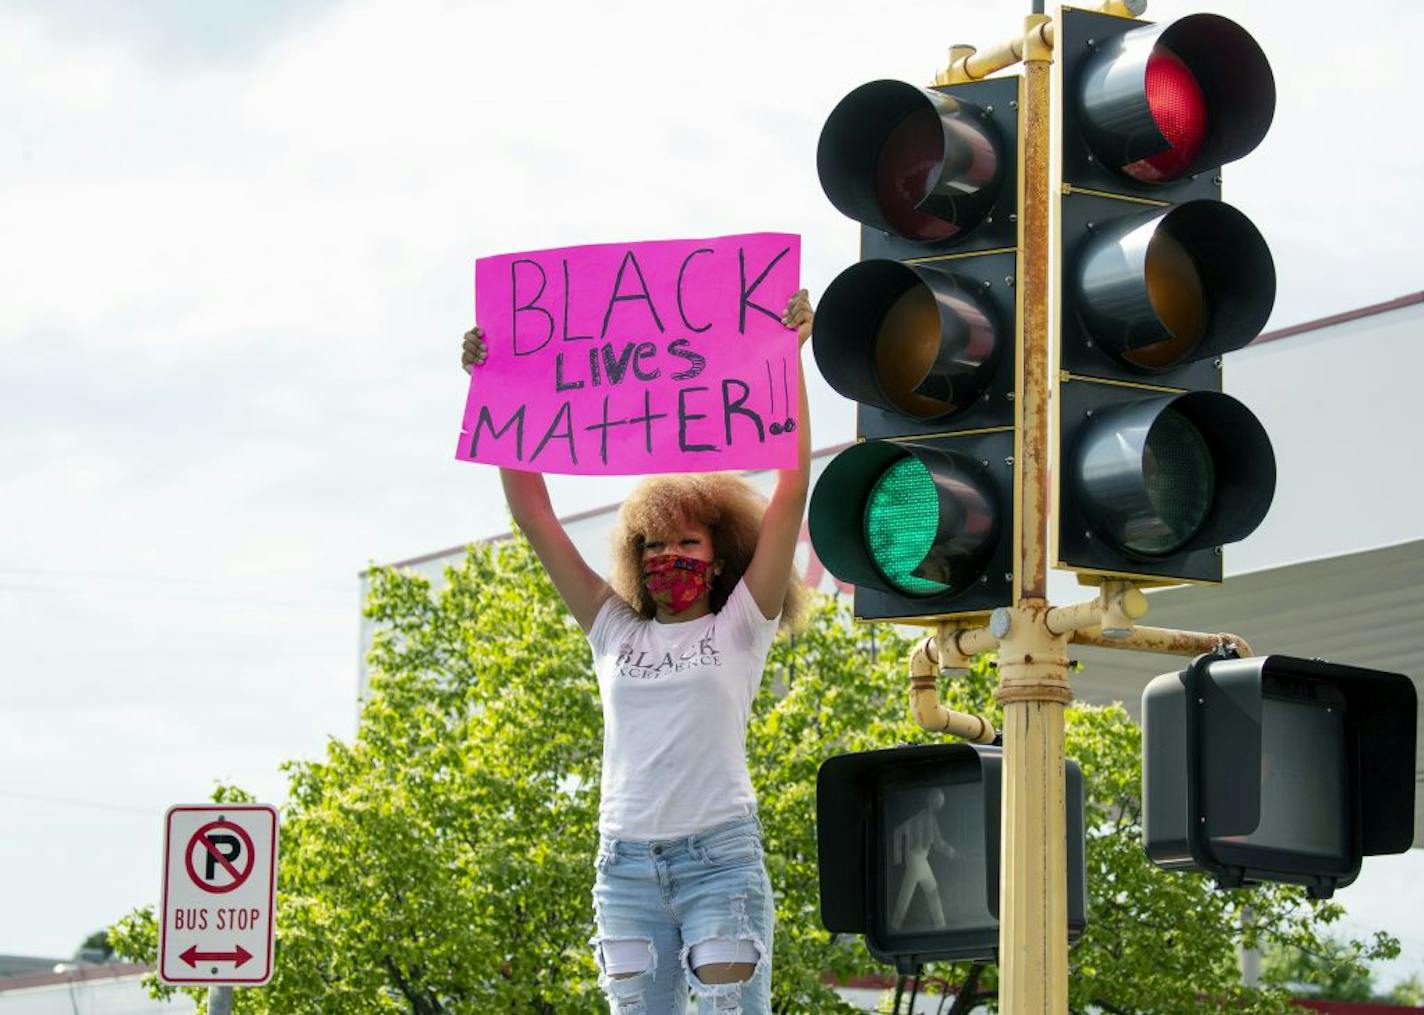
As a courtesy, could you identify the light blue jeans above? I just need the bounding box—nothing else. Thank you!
[590,815,774,1014]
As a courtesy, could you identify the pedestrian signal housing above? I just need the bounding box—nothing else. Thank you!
[817,743,1087,969]
[1143,653,1418,898]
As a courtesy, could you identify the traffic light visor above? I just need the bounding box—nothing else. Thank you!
[1071,391,1275,559]
[1075,200,1275,372]
[815,260,1000,421]
[1079,14,1274,183]
[1143,655,1416,894]
[818,81,1003,242]
[809,442,999,599]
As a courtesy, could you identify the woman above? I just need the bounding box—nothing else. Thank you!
[460,288,814,1014]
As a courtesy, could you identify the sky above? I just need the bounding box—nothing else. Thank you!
[1,0,1421,989]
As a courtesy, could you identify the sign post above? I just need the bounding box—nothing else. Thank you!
[159,804,279,992]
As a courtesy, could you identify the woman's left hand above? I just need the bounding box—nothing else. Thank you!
[781,288,814,347]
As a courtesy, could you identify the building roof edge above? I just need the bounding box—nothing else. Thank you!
[1251,290,1424,347]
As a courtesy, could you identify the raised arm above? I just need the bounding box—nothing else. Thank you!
[463,328,612,632]
[742,290,813,620]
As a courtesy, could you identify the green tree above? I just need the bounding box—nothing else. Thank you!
[1385,973,1424,1006]
[110,531,1398,1013]
[1262,933,1377,1001]
[76,928,115,961]
[1263,935,1421,1007]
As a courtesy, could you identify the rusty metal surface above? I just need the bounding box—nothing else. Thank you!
[997,19,1069,1014]
[1044,581,1150,635]
[993,600,1073,706]
[954,624,999,659]
[1017,38,1053,603]
[936,20,1054,83]
[1070,625,1254,657]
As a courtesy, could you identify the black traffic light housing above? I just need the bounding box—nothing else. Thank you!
[1054,7,1279,586]
[1143,652,1418,898]
[811,75,1021,623]
[1060,10,1274,203]
[817,743,1087,970]
[1057,387,1275,581]
[819,77,1020,258]
[809,434,1014,621]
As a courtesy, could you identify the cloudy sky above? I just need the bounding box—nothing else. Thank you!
[2,0,1421,986]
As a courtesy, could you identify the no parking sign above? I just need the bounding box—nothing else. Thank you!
[159,804,278,985]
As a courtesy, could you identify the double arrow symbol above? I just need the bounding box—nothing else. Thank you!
[179,944,253,968]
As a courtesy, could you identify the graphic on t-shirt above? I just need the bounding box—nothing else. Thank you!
[614,626,722,680]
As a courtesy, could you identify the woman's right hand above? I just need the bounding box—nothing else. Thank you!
[460,326,488,375]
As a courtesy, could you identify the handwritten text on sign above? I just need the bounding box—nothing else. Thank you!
[457,233,801,475]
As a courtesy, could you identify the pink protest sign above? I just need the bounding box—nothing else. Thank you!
[457,232,801,475]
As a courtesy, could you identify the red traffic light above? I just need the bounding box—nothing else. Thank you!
[1076,13,1274,187]
[1123,46,1207,182]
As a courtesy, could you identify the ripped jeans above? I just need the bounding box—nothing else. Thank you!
[590,815,773,1014]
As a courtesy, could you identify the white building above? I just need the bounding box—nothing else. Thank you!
[0,963,186,1014]
[360,291,1424,848]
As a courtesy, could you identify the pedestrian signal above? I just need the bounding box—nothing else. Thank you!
[817,743,1087,968]
[1143,652,1417,897]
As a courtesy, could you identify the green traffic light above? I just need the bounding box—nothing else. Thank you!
[865,457,949,595]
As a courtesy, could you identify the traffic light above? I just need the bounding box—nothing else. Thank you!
[1053,10,1278,583]
[1143,653,1418,898]
[809,76,1020,622]
[817,743,1087,969]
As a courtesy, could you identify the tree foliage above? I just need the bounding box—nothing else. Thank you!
[1262,934,1421,1006]
[111,531,1397,1013]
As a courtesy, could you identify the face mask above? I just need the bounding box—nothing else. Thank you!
[642,554,712,614]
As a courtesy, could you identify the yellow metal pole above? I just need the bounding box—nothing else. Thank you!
[994,11,1070,1015]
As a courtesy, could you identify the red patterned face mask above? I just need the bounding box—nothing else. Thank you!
[642,554,712,614]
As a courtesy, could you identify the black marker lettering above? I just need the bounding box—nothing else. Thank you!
[632,341,660,381]
[468,404,527,460]
[677,386,716,453]
[738,245,790,334]
[588,346,602,387]
[511,259,555,355]
[554,352,585,392]
[600,250,665,339]
[628,389,669,455]
[583,395,630,466]
[667,338,706,381]
[721,378,765,445]
[675,247,714,333]
[531,401,577,465]
[562,259,592,342]
[600,342,637,386]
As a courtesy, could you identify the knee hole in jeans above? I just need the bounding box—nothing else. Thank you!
[690,938,761,984]
[597,937,654,979]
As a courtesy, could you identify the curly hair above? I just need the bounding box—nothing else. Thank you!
[608,472,809,631]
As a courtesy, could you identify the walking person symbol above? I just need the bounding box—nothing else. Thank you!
[889,788,957,931]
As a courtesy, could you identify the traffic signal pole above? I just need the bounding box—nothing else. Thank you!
[918,5,1257,1012]
[995,15,1074,1012]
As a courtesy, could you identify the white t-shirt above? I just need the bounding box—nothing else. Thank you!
[587,579,780,840]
